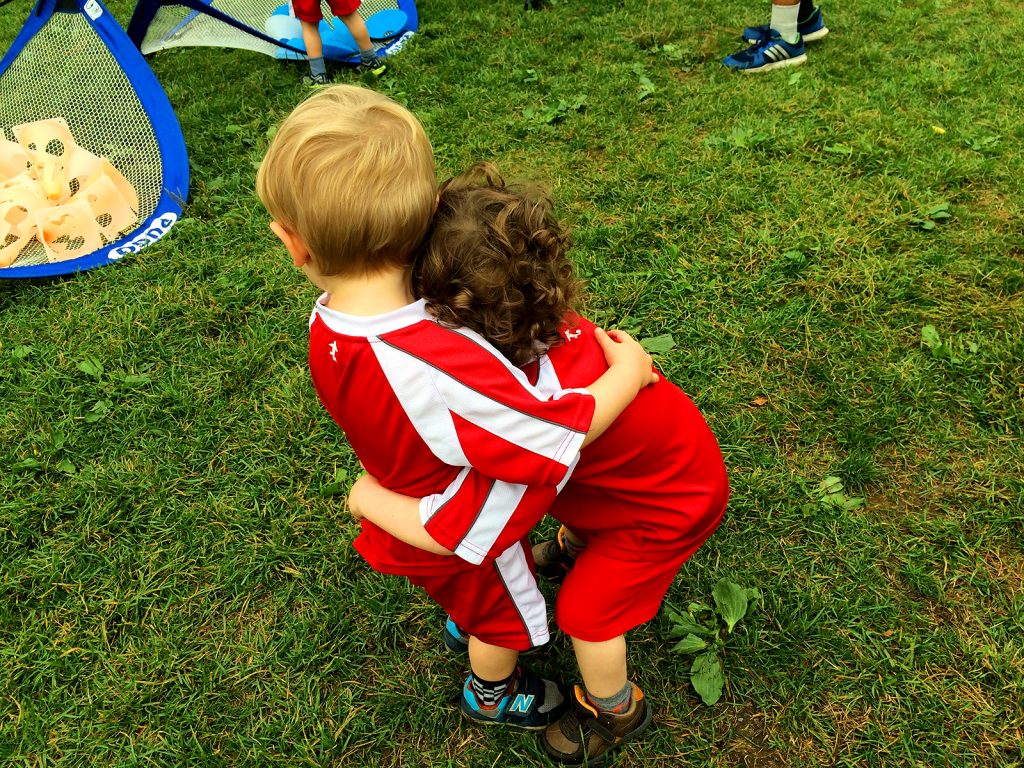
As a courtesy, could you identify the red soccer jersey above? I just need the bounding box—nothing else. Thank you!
[421,316,728,561]
[306,296,596,575]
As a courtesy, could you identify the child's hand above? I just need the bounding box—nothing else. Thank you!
[346,472,380,520]
[594,328,659,392]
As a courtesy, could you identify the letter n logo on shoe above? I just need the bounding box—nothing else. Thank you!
[508,694,535,714]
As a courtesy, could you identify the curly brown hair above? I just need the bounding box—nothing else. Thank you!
[413,163,581,367]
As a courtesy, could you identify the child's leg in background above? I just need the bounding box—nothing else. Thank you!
[338,11,387,72]
[337,11,373,52]
[299,19,323,59]
[298,20,328,83]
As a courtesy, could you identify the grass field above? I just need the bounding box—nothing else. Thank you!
[1,0,1022,765]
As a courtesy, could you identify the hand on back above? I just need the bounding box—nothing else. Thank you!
[594,328,659,394]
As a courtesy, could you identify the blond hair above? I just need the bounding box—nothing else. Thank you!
[256,85,436,276]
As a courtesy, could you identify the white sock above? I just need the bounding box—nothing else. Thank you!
[771,3,801,43]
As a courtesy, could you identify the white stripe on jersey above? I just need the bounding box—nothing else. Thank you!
[371,339,583,470]
[533,353,564,398]
[494,543,549,647]
[420,466,472,526]
[533,355,583,491]
[370,340,471,465]
[419,469,530,565]
[438,373,582,463]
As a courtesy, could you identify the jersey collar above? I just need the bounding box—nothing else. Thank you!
[312,294,431,336]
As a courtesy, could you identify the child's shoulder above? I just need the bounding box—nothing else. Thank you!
[557,313,597,344]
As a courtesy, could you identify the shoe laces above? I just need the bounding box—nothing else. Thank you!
[751,28,777,49]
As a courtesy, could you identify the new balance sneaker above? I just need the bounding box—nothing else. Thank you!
[538,684,653,766]
[443,616,469,653]
[743,7,829,44]
[460,666,567,730]
[532,526,577,584]
[723,30,807,73]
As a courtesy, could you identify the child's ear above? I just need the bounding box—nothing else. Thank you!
[269,221,311,268]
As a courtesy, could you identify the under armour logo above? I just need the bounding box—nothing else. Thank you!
[329,341,338,361]
[565,329,582,341]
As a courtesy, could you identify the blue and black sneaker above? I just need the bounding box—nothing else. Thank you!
[356,50,388,78]
[301,71,331,88]
[743,7,828,44]
[460,666,568,730]
[723,30,806,73]
[443,616,470,653]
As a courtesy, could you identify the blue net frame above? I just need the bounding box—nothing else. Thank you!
[126,0,418,63]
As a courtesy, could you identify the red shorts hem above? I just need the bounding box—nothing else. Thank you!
[292,0,361,23]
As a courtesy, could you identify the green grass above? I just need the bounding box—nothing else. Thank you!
[2,0,1022,765]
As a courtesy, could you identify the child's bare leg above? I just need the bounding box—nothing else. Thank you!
[300,20,323,59]
[467,636,518,681]
[299,20,330,83]
[572,635,627,699]
[338,11,373,52]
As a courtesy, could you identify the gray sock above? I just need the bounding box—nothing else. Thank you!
[586,682,633,714]
[359,47,378,63]
[309,57,327,77]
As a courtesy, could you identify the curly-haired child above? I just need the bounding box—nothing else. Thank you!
[348,163,729,765]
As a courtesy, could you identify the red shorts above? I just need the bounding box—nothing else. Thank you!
[549,481,727,643]
[292,0,361,23]
[405,540,549,651]
[553,516,721,642]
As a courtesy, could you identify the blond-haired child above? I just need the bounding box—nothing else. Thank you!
[255,85,658,731]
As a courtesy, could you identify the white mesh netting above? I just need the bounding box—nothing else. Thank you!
[140,0,400,57]
[0,13,162,268]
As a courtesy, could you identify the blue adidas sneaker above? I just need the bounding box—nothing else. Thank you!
[460,666,568,730]
[723,30,807,73]
[743,7,829,44]
[443,616,469,653]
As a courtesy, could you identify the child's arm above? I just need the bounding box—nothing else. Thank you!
[348,473,454,555]
[349,467,561,561]
[394,325,655,489]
